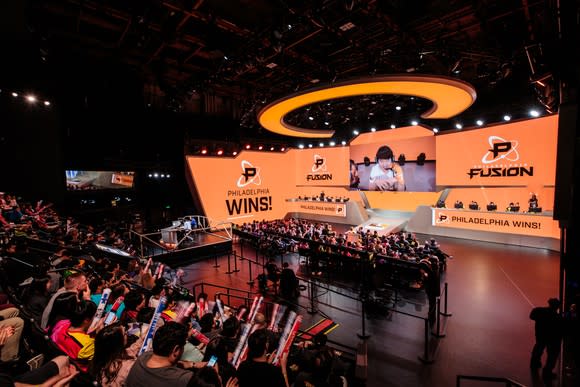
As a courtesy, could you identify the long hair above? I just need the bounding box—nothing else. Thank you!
[91,322,131,384]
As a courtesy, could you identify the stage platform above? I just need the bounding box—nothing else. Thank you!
[357,209,413,236]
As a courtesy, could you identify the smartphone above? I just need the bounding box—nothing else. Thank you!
[207,355,218,367]
[104,312,116,325]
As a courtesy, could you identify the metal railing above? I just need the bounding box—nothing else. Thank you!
[456,375,526,387]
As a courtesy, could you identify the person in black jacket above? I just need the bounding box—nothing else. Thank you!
[530,298,563,379]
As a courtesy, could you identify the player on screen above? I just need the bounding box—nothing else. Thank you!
[368,145,405,191]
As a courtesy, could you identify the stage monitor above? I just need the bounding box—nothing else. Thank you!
[66,170,135,191]
[349,126,436,192]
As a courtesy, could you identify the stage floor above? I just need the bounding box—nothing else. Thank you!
[180,235,560,387]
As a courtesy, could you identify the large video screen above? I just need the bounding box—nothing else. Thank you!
[65,171,135,191]
[349,127,436,192]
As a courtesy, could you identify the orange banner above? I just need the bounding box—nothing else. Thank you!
[436,115,558,186]
[292,147,349,186]
[187,152,295,223]
[432,208,559,238]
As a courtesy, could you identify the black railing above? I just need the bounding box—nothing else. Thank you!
[456,375,526,387]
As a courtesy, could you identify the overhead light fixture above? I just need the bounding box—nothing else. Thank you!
[341,140,347,145]
[339,22,356,31]
[11,92,18,97]
[324,121,329,125]
[395,106,402,110]
[217,150,223,155]
[390,124,396,129]
[281,147,285,151]
[353,130,359,135]
[476,119,484,126]
[503,115,511,121]
[270,146,275,151]
[433,128,439,133]
[319,142,324,147]
[329,141,336,146]
[26,95,37,103]
[411,120,418,126]
[201,149,207,154]
[310,79,320,84]
[258,145,263,150]
[154,173,159,178]
[308,144,313,148]
[245,144,251,149]
[529,109,540,117]
[166,174,171,178]
[44,101,51,106]
[371,127,376,132]
[308,116,314,121]
[298,144,305,149]
[148,174,152,178]
[455,123,463,129]
[233,151,238,156]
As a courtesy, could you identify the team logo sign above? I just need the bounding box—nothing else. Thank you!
[312,155,327,172]
[467,135,532,179]
[482,136,520,164]
[237,160,262,188]
[435,213,450,224]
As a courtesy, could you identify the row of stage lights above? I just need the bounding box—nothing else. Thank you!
[198,144,287,156]
[148,173,171,179]
[2,89,51,107]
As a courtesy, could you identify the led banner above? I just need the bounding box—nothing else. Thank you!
[288,201,347,217]
[432,208,559,238]
[187,152,295,223]
[293,147,350,186]
[436,115,558,186]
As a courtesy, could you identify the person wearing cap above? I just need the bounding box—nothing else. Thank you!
[368,145,405,191]
[530,298,563,379]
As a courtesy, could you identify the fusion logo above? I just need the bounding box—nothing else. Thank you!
[236,160,262,188]
[307,154,332,181]
[436,213,450,224]
[467,135,533,179]
[481,136,519,164]
[312,154,327,172]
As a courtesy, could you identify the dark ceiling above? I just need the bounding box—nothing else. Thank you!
[2,0,560,148]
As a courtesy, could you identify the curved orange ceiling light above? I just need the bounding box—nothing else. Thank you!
[257,75,477,138]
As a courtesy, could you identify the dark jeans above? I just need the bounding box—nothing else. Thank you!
[531,339,560,373]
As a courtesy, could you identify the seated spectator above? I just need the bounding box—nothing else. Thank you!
[0,354,79,387]
[187,366,238,387]
[237,329,288,387]
[126,322,201,387]
[91,322,145,387]
[51,300,98,371]
[41,271,90,330]
[21,276,52,322]
[0,310,23,363]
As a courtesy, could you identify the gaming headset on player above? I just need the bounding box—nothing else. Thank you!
[375,145,395,163]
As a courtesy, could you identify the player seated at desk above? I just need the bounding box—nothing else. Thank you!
[468,201,479,210]
[454,200,464,209]
[506,202,520,212]
[486,202,497,211]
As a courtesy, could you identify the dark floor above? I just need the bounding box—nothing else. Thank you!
[179,235,560,387]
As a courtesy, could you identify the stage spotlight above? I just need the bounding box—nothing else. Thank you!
[411,120,418,126]
[298,144,305,149]
[11,92,17,97]
[390,124,396,129]
[433,128,439,133]
[324,121,329,126]
[44,101,51,106]
[341,140,347,145]
[166,174,171,178]
[353,130,359,135]
[154,173,159,178]
[233,151,238,156]
[308,144,313,148]
[330,141,336,146]
[395,106,401,110]
[148,174,152,178]
[258,145,263,150]
[529,109,540,117]
[398,154,406,166]
[455,123,463,129]
[245,144,251,149]
[217,149,224,155]
[319,142,324,147]
[476,119,484,126]
[26,95,37,103]
[371,127,376,132]
[160,174,165,178]
[201,149,207,154]
[270,146,274,151]
[309,116,314,120]
[503,115,511,121]
[281,147,285,151]
[417,152,426,166]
